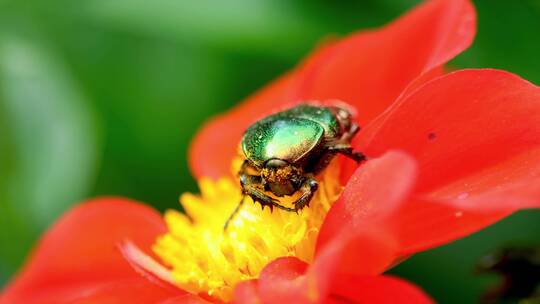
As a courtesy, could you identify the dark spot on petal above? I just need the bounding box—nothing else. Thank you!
[428,132,437,141]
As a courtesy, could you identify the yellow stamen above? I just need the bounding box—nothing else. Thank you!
[152,159,342,301]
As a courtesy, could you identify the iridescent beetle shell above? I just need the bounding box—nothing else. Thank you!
[241,104,342,167]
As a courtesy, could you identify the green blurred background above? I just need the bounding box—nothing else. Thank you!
[1,0,539,302]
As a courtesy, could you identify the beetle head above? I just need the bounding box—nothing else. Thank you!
[261,159,303,197]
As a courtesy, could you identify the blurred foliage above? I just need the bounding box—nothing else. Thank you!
[0,0,539,302]
[0,15,99,288]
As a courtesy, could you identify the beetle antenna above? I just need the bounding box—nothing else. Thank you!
[224,195,246,231]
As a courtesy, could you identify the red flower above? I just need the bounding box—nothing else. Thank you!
[3,0,540,303]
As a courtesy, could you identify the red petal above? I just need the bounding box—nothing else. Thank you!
[233,280,262,304]
[252,150,418,304]
[426,147,540,211]
[317,151,417,270]
[357,69,540,253]
[160,294,213,304]
[248,242,429,304]
[255,237,353,303]
[297,0,475,124]
[255,240,345,304]
[327,275,433,304]
[391,198,510,254]
[1,198,183,304]
[189,0,476,179]
[257,257,313,303]
[2,279,181,304]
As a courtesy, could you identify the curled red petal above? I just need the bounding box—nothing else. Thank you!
[357,69,540,253]
[0,198,183,304]
[257,257,313,304]
[248,235,427,304]
[189,0,476,179]
[233,280,262,304]
[255,236,354,303]
[256,234,381,302]
[255,244,343,304]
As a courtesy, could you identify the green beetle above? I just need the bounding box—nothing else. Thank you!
[224,103,366,229]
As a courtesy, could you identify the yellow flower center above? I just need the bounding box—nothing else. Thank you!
[152,159,342,301]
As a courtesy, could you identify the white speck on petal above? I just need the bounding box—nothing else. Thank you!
[457,192,469,200]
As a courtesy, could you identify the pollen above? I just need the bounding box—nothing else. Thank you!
[152,160,343,301]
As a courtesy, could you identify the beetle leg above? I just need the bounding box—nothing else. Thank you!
[243,184,295,212]
[292,177,318,212]
[224,161,259,231]
[223,195,246,231]
[224,172,273,231]
[240,173,295,212]
[328,144,367,163]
